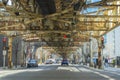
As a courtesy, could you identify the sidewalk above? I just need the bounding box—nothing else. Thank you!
[0,66,27,78]
[0,66,26,71]
[83,65,120,72]
[104,67,120,72]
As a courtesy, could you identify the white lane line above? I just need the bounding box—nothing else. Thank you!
[57,67,71,71]
[26,69,43,72]
[93,71,115,80]
[69,67,80,72]
[78,68,92,72]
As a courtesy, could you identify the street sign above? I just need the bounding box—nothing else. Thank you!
[3,50,6,55]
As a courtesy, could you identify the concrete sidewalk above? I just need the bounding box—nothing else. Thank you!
[104,67,120,72]
[83,65,120,72]
[0,66,26,71]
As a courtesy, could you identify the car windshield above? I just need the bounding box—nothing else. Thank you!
[29,60,37,62]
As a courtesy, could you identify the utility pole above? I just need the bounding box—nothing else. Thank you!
[3,50,6,68]
[2,37,7,68]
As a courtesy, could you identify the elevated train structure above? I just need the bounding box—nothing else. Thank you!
[0,0,120,68]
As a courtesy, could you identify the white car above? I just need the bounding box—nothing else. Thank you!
[45,59,56,64]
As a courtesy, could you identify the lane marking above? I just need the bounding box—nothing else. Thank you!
[57,67,71,71]
[69,67,80,72]
[93,71,115,80]
[78,68,92,72]
[26,69,43,72]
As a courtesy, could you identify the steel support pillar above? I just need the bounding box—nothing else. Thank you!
[97,38,104,69]
[98,46,102,69]
[8,36,13,68]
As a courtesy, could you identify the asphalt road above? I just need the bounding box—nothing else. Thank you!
[0,64,120,80]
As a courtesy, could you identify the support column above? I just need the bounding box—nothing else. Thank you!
[40,47,43,64]
[90,39,93,67]
[8,36,13,68]
[97,38,104,69]
[98,46,102,69]
[21,40,24,67]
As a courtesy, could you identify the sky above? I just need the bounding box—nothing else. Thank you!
[8,0,12,5]
[83,0,101,14]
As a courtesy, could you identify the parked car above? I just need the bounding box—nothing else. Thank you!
[61,59,69,66]
[27,59,38,68]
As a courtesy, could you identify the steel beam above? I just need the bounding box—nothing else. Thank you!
[61,15,120,19]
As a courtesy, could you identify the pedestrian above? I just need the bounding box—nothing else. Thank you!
[105,58,108,67]
[93,58,97,68]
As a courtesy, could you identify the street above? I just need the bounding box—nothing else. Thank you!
[0,64,120,80]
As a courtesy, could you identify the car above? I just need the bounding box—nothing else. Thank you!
[56,59,62,64]
[45,59,56,64]
[45,59,53,64]
[27,59,38,68]
[61,59,69,66]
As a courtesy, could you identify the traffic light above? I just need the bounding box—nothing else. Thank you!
[2,37,9,50]
[63,34,71,39]
[2,37,7,42]
[64,35,67,38]
[2,37,7,47]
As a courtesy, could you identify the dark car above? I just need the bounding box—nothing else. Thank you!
[61,59,69,66]
[27,59,38,68]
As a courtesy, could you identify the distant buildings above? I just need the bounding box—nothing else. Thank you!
[103,27,120,59]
